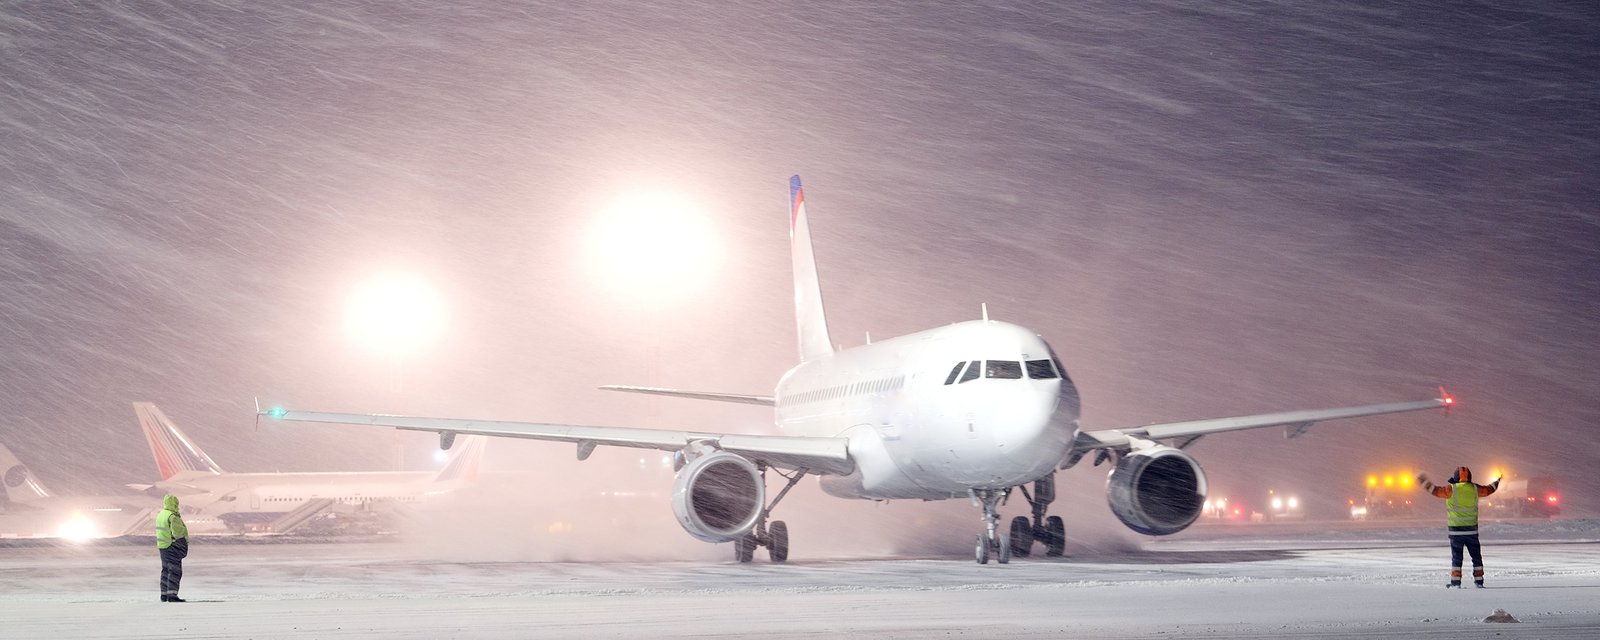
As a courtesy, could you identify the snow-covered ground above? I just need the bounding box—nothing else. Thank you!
[2,521,1597,639]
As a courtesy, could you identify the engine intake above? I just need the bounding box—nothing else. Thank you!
[1106,445,1207,536]
[671,451,765,542]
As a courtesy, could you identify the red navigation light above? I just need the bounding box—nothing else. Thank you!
[1548,495,1559,504]
[1439,387,1456,407]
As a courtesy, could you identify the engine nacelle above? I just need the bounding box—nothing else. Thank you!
[670,451,765,542]
[1106,445,1207,536]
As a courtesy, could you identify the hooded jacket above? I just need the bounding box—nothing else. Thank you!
[1421,466,1499,535]
[155,494,188,549]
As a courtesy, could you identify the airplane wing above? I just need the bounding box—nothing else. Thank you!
[1068,390,1453,464]
[258,409,852,476]
[598,385,775,407]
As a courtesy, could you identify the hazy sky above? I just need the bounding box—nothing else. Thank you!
[1,2,1595,522]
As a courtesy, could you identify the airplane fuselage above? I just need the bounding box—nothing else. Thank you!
[774,320,1080,500]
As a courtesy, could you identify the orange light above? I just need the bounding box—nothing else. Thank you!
[1400,475,1412,486]
[1367,476,1378,487]
[1384,475,1394,486]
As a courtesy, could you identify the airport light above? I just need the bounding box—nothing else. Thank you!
[343,273,448,359]
[586,190,721,303]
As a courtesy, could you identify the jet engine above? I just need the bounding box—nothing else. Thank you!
[670,451,765,542]
[1106,445,1207,536]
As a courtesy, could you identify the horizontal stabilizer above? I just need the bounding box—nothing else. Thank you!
[599,385,775,407]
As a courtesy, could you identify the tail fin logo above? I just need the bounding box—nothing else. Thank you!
[0,443,52,503]
[134,403,224,480]
[790,175,805,235]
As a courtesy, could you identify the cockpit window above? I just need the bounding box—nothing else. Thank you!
[985,360,1022,379]
[1026,359,1058,379]
[957,360,981,383]
[943,362,965,385]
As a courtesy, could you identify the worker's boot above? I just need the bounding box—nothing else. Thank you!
[168,595,186,603]
[1447,580,1461,588]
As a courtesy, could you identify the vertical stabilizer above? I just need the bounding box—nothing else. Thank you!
[789,175,834,361]
[432,435,486,485]
[134,403,224,481]
[0,442,52,504]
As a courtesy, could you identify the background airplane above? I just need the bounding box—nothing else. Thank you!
[0,442,153,542]
[132,402,486,535]
[262,175,1449,563]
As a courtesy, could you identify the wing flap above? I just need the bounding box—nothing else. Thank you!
[262,410,852,475]
[1075,394,1450,453]
[599,385,775,407]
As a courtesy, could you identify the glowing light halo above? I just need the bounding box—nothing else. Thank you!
[343,272,448,359]
[586,191,721,302]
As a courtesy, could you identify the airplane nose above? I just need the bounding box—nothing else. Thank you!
[992,384,1070,456]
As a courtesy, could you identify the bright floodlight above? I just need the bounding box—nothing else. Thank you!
[57,513,99,543]
[587,191,720,301]
[344,273,448,357]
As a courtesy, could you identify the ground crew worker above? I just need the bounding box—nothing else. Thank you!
[1418,466,1499,588]
[155,494,189,602]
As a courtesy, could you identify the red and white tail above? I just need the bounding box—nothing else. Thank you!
[431,435,486,486]
[0,442,52,503]
[789,175,833,362]
[134,403,224,481]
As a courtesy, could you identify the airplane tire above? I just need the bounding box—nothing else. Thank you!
[975,534,989,564]
[769,521,789,563]
[1045,516,1066,557]
[997,531,1012,564]
[1009,516,1033,558]
[735,534,756,563]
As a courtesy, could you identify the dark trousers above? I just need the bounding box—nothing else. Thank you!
[159,539,187,596]
[1449,534,1484,584]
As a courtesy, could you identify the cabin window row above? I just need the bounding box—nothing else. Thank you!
[789,375,908,405]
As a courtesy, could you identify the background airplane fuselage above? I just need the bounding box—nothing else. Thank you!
[775,320,1079,500]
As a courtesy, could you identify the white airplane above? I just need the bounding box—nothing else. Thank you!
[261,175,1452,563]
[0,442,154,542]
[133,402,486,534]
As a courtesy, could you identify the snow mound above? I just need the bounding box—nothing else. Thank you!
[1484,609,1520,623]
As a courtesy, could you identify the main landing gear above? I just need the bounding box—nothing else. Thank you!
[736,465,806,563]
[1009,473,1066,558]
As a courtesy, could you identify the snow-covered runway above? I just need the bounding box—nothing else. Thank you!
[3,526,1597,638]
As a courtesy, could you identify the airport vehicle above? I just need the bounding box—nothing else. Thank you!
[132,403,485,534]
[1484,475,1561,518]
[0,442,153,541]
[262,175,1452,563]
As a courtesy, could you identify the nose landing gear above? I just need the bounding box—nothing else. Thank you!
[971,488,1012,564]
[981,473,1066,563]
